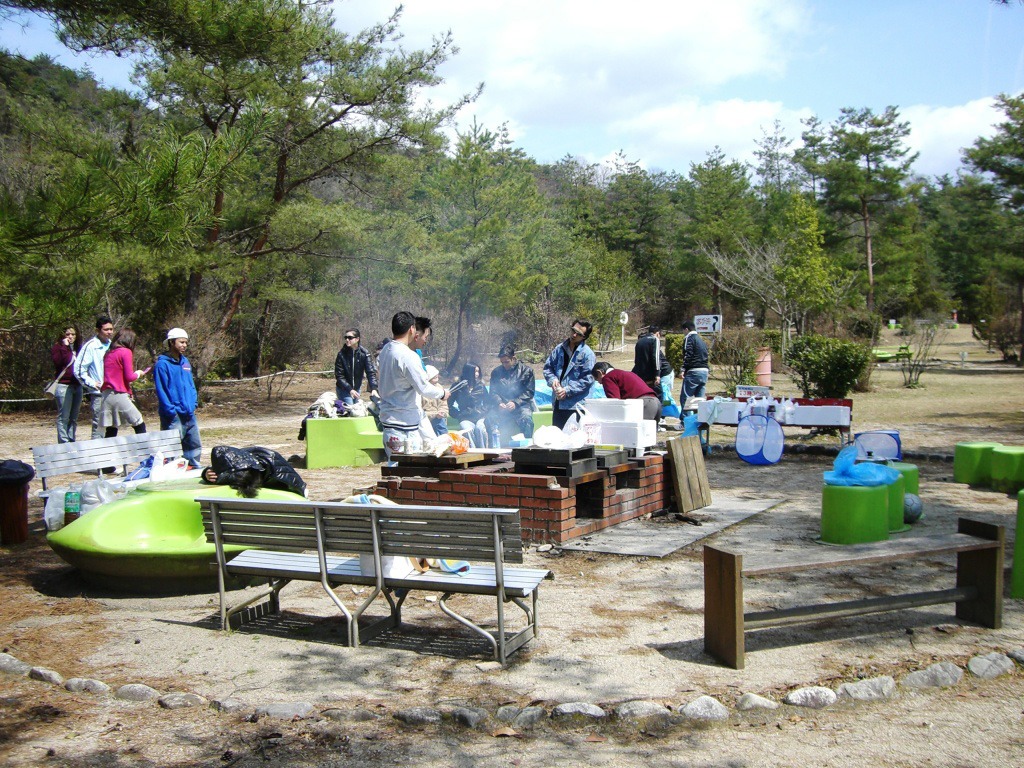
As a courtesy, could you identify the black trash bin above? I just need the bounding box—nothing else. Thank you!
[0,459,35,545]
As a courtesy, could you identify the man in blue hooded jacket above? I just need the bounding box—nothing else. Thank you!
[154,327,202,468]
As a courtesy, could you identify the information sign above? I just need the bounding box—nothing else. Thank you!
[694,314,722,333]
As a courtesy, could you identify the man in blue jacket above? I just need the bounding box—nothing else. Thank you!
[154,327,202,468]
[543,319,596,429]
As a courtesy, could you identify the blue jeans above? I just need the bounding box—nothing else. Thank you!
[459,418,487,449]
[334,387,355,405]
[682,369,709,401]
[160,412,202,468]
[54,383,82,443]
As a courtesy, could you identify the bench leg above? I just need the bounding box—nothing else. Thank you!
[704,546,745,669]
[955,519,1004,629]
[222,577,290,630]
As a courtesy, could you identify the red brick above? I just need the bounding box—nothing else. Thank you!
[493,475,521,486]
[519,475,554,487]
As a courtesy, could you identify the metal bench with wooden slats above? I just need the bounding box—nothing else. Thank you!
[704,517,1004,669]
[32,429,184,491]
[199,497,552,663]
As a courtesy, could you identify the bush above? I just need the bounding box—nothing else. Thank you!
[664,333,684,375]
[707,328,764,396]
[786,334,871,398]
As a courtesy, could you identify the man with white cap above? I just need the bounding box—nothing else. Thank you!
[154,327,202,468]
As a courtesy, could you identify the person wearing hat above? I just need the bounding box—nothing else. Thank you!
[420,365,450,437]
[154,327,202,468]
[486,344,536,446]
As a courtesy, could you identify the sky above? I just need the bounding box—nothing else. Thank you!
[3,0,1024,178]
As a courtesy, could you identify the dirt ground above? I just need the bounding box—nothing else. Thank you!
[2,325,1024,766]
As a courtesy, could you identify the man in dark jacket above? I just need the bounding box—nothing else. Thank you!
[201,446,307,498]
[681,320,710,403]
[632,325,663,399]
[334,328,379,405]
[487,344,536,444]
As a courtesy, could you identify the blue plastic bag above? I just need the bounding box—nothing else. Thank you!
[681,412,699,437]
[823,445,900,486]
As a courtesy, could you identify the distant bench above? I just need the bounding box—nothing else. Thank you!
[199,497,552,663]
[703,517,1004,669]
[32,429,183,491]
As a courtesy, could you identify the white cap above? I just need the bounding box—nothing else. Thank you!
[424,365,439,381]
[166,327,189,341]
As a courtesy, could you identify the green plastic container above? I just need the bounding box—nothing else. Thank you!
[821,483,890,545]
[887,461,919,495]
[991,446,1024,495]
[886,474,910,533]
[953,442,1003,486]
[1012,489,1024,600]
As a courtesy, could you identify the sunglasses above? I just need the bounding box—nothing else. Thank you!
[345,335,358,340]
[570,328,585,337]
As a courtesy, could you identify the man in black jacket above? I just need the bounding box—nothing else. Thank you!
[334,328,379,405]
[632,326,664,401]
[487,344,536,445]
[681,320,710,403]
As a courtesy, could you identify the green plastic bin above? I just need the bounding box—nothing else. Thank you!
[887,461,919,495]
[821,484,890,545]
[953,442,1003,486]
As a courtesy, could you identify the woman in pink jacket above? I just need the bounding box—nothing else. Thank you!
[99,328,150,437]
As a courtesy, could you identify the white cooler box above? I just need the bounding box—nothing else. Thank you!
[599,419,657,449]
[786,405,851,427]
[585,398,644,422]
[696,399,741,425]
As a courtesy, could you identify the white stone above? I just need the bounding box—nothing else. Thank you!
[901,662,963,689]
[783,686,837,709]
[735,693,779,711]
[29,667,64,686]
[159,692,207,709]
[551,702,606,719]
[614,700,671,720]
[681,695,729,721]
[65,678,110,695]
[836,676,896,702]
[967,652,1015,680]
[115,684,160,702]
[256,701,316,720]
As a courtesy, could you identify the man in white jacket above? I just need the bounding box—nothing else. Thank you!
[377,312,449,461]
[73,315,115,439]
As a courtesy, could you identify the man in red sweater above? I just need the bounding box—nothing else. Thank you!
[591,362,661,421]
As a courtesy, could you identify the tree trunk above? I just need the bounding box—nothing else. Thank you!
[862,199,874,312]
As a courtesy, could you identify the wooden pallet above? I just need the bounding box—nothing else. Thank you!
[667,435,712,513]
[393,452,488,468]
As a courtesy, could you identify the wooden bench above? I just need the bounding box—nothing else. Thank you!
[704,518,1004,669]
[32,429,184,491]
[199,497,552,663]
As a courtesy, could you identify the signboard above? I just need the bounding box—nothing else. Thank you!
[694,314,722,333]
[735,385,771,399]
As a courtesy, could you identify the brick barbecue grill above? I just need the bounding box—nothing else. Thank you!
[373,448,668,545]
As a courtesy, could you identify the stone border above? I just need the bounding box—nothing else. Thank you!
[2,648,1020,731]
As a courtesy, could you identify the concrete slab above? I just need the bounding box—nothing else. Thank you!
[559,496,785,557]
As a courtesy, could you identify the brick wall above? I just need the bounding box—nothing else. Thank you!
[373,455,667,544]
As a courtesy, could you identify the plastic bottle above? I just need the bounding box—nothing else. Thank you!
[489,425,501,449]
[63,487,81,525]
[150,451,166,482]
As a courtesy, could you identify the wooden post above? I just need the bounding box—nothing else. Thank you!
[704,546,744,669]
[955,518,1004,629]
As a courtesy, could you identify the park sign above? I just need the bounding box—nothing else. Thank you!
[694,315,722,334]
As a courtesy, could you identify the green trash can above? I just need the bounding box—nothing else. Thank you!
[1012,489,1024,600]
[821,484,890,545]
[887,461,919,495]
[991,446,1024,495]
[953,442,1002,486]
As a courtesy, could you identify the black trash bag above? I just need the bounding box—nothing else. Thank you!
[0,459,34,486]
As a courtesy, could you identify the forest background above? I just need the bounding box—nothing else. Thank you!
[1,0,1023,399]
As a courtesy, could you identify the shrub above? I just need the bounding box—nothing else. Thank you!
[664,333,684,375]
[786,334,871,398]
[707,328,764,396]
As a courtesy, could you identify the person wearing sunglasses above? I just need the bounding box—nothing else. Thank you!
[542,319,596,429]
[334,328,379,407]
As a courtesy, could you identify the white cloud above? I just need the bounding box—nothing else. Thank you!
[902,98,1003,177]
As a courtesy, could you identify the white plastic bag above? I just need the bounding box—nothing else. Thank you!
[44,491,66,531]
[79,479,116,514]
[533,424,568,449]
[562,405,602,446]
